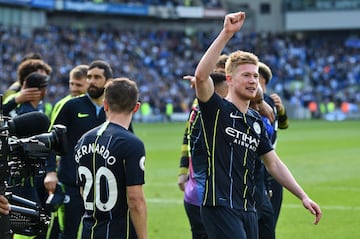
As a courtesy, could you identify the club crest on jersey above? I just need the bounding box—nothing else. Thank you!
[253,122,261,135]
[139,156,145,171]
[64,195,70,204]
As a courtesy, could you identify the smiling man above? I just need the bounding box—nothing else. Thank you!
[194,11,322,239]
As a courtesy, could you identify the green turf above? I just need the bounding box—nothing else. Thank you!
[134,120,360,239]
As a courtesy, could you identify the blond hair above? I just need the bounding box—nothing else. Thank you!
[225,50,259,75]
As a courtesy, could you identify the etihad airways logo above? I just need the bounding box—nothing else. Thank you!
[225,127,259,152]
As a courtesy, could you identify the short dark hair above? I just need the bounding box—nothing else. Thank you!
[88,60,113,80]
[105,77,139,113]
[214,54,228,73]
[210,72,226,87]
[258,62,272,85]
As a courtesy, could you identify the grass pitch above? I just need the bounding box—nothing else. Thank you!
[134,120,360,239]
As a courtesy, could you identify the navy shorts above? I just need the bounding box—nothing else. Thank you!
[201,206,258,239]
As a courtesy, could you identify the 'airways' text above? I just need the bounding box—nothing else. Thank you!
[225,127,259,152]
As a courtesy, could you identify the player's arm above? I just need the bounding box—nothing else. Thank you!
[178,120,190,191]
[270,93,289,129]
[2,85,42,115]
[44,100,72,193]
[261,150,322,225]
[127,185,147,239]
[260,100,275,123]
[195,12,246,103]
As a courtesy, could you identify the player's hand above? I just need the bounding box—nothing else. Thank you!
[15,87,41,104]
[302,197,322,225]
[0,195,10,215]
[183,75,196,89]
[270,93,285,114]
[224,12,246,35]
[44,172,59,194]
[259,101,275,123]
[178,174,188,191]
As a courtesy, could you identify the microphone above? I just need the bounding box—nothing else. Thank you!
[8,112,50,138]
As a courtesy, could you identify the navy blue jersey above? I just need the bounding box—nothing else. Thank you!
[199,93,273,211]
[184,99,208,206]
[264,93,277,144]
[75,121,145,239]
[53,94,106,186]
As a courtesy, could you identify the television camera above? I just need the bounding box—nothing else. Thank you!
[0,95,67,239]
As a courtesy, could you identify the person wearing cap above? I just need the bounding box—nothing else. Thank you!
[7,72,49,117]
[3,58,52,117]
[5,70,51,239]
[3,52,43,101]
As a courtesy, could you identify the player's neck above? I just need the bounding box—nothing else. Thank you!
[107,113,132,130]
[225,95,249,113]
[91,95,104,106]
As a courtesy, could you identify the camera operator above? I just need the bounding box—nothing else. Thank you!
[6,72,52,239]
[0,195,10,215]
[3,52,43,101]
[3,58,52,117]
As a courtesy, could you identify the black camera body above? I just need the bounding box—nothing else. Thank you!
[6,192,50,236]
[0,107,67,238]
[5,125,67,184]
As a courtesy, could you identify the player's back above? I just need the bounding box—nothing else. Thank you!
[76,122,145,239]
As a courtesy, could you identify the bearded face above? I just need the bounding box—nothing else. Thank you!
[87,84,105,99]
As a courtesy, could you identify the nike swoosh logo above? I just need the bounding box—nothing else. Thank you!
[77,113,89,118]
[230,112,242,119]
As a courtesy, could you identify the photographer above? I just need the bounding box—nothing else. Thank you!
[0,196,10,215]
[6,72,52,239]
[3,58,52,117]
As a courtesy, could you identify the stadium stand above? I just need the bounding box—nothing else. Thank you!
[0,0,359,121]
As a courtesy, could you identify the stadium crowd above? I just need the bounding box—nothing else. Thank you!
[70,0,222,7]
[0,24,359,119]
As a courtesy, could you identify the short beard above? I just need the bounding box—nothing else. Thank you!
[88,86,104,99]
